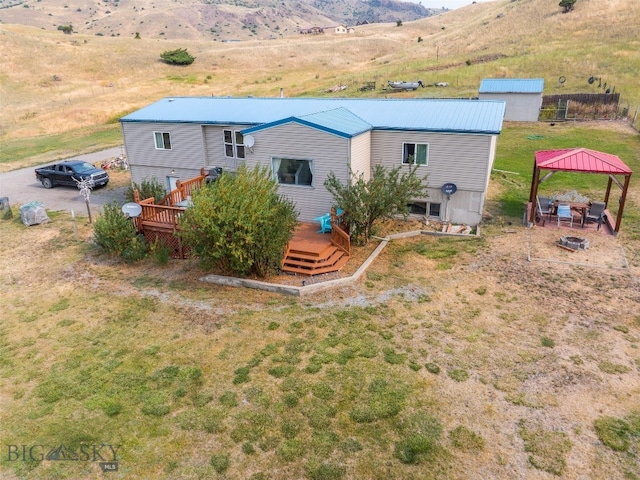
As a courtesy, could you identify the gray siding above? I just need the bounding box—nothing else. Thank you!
[370,131,495,225]
[244,123,350,221]
[478,93,541,121]
[203,125,252,172]
[122,122,205,185]
[371,131,494,191]
[350,131,371,182]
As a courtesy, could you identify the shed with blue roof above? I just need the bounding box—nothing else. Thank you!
[479,78,544,121]
[120,96,506,225]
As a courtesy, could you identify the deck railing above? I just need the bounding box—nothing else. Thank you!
[158,168,207,206]
[131,169,207,232]
[330,208,350,255]
[139,203,184,230]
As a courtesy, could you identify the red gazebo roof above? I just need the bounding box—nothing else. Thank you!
[535,148,632,174]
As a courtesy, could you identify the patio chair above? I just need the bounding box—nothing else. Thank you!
[586,201,606,230]
[536,196,553,222]
[556,203,574,227]
[314,213,332,233]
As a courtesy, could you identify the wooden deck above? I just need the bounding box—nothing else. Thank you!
[282,222,350,275]
[130,170,352,270]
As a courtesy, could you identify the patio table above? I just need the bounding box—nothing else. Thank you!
[553,201,589,227]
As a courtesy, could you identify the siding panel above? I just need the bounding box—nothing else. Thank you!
[203,125,252,172]
[244,122,350,221]
[371,131,494,191]
[123,122,205,182]
[350,131,371,182]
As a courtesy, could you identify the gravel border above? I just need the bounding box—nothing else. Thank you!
[200,227,481,296]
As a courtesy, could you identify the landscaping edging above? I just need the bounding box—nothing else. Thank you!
[200,227,481,296]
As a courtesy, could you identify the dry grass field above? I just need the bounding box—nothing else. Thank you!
[0,192,639,479]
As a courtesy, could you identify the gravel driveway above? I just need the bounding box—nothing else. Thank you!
[0,147,128,217]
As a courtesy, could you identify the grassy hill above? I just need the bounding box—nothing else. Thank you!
[1,0,639,168]
[0,0,436,41]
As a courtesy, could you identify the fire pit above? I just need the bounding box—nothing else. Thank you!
[559,235,590,250]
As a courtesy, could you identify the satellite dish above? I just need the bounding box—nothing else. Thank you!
[244,135,255,148]
[558,76,566,84]
[588,76,595,85]
[122,202,142,218]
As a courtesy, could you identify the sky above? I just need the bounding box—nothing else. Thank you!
[408,0,495,9]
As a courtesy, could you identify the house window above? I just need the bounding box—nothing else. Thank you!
[223,130,245,159]
[154,132,172,150]
[407,201,427,215]
[272,158,313,186]
[407,201,441,217]
[402,143,428,165]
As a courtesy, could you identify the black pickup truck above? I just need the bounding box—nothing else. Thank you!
[35,161,109,189]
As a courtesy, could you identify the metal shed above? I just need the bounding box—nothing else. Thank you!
[479,78,544,121]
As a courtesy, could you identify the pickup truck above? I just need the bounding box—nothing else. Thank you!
[35,161,109,189]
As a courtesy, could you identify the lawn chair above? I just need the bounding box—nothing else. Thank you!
[556,203,574,227]
[536,196,553,223]
[314,213,331,233]
[586,201,606,230]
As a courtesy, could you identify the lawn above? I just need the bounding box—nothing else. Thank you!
[0,121,639,479]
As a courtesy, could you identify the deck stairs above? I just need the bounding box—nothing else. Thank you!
[282,244,349,275]
[281,220,350,276]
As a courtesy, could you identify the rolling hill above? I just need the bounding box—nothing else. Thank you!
[0,0,638,159]
[0,0,439,41]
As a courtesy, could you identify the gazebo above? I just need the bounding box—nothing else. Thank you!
[528,148,633,234]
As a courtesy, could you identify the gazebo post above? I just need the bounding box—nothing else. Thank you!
[604,176,613,206]
[615,174,631,233]
[528,163,541,224]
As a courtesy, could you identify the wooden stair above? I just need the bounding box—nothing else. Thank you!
[282,244,349,275]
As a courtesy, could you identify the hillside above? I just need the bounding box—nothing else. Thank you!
[1,0,639,160]
[0,0,438,41]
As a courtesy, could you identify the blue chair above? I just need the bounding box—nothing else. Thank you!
[314,213,331,233]
[557,203,574,227]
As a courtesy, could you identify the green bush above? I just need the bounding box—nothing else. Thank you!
[93,202,147,262]
[324,165,428,245]
[160,48,195,65]
[124,177,166,204]
[179,165,298,277]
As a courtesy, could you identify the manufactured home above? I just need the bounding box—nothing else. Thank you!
[120,97,505,225]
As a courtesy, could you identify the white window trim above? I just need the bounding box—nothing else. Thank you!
[271,157,314,187]
[154,131,172,150]
[223,129,245,159]
[402,142,429,165]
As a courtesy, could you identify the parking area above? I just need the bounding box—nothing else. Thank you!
[0,147,127,216]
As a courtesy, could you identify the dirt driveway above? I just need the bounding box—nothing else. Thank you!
[0,147,127,216]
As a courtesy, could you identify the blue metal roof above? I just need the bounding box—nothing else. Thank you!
[242,107,372,138]
[121,96,506,135]
[479,78,544,94]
